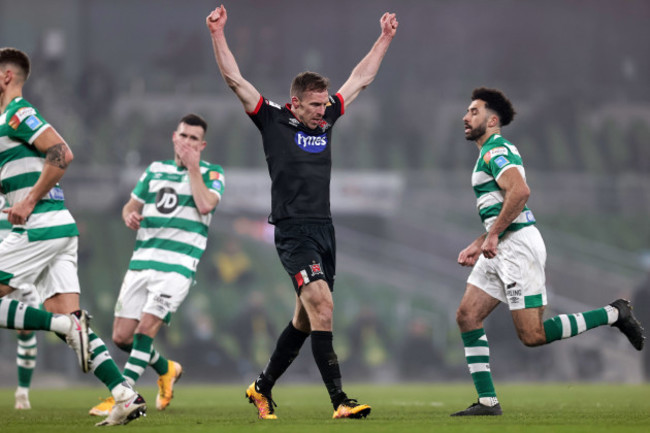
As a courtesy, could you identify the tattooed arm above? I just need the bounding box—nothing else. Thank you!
[2,128,74,225]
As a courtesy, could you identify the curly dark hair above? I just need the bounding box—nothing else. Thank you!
[0,47,30,81]
[471,87,516,126]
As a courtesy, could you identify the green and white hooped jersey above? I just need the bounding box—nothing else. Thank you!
[472,133,536,234]
[128,159,225,278]
[0,195,11,240]
[0,97,78,241]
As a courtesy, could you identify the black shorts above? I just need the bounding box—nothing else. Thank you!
[274,219,336,293]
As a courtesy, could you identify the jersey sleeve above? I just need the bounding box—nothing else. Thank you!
[131,165,152,202]
[203,164,225,199]
[247,95,280,132]
[482,146,518,180]
[6,104,50,145]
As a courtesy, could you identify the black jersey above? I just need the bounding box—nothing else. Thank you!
[247,93,345,224]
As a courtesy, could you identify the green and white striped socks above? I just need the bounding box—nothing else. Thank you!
[16,332,37,389]
[543,305,617,343]
[461,328,498,405]
[123,334,154,385]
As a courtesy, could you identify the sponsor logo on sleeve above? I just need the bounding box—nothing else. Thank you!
[493,155,509,169]
[483,147,508,164]
[8,107,37,129]
[25,115,43,131]
[209,171,224,182]
[266,99,282,110]
[211,180,223,191]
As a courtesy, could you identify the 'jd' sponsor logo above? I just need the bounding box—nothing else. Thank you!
[156,187,178,214]
[294,131,328,153]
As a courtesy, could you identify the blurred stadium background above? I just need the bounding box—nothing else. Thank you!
[0,0,649,389]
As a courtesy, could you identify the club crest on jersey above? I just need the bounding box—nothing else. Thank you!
[318,119,331,131]
[310,263,324,276]
[294,131,328,153]
[155,187,178,214]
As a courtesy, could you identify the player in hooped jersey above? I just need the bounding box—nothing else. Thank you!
[206,4,397,420]
[451,87,645,416]
[0,47,146,425]
[89,114,224,417]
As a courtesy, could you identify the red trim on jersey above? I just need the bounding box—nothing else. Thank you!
[294,271,304,289]
[285,103,300,121]
[335,92,345,115]
[246,95,264,115]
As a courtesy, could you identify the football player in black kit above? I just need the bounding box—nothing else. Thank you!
[206,4,398,420]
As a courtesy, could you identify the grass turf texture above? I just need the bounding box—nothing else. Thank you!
[1,383,649,432]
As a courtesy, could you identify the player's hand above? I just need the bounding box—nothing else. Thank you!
[206,4,227,33]
[175,141,201,171]
[481,233,499,259]
[124,211,143,230]
[458,244,480,267]
[380,12,398,38]
[3,198,35,226]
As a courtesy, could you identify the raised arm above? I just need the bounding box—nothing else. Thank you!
[206,4,261,113]
[337,12,398,107]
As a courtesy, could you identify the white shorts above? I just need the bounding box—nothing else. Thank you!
[467,225,547,311]
[6,284,42,308]
[114,269,191,323]
[0,231,80,302]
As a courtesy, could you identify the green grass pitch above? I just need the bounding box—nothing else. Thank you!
[1,383,649,432]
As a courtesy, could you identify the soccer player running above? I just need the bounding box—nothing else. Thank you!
[1,193,40,410]
[89,114,224,417]
[452,87,645,416]
[206,4,397,420]
[0,47,146,426]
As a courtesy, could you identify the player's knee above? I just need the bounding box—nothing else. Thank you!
[518,331,545,347]
[112,331,133,352]
[455,306,477,330]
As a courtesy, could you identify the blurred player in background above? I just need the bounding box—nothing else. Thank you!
[89,114,224,417]
[1,193,40,410]
[0,47,146,426]
[206,3,397,420]
[452,87,645,416]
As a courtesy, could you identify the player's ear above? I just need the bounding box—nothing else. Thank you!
[291,96,300,108]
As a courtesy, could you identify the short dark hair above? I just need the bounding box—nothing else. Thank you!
[0,47,31,81]
[290,71,330,99]
[180,113,208,133]
[471,87,516,126]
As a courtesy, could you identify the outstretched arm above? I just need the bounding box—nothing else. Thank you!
[206,4,261,112]
[337,12,398,107]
